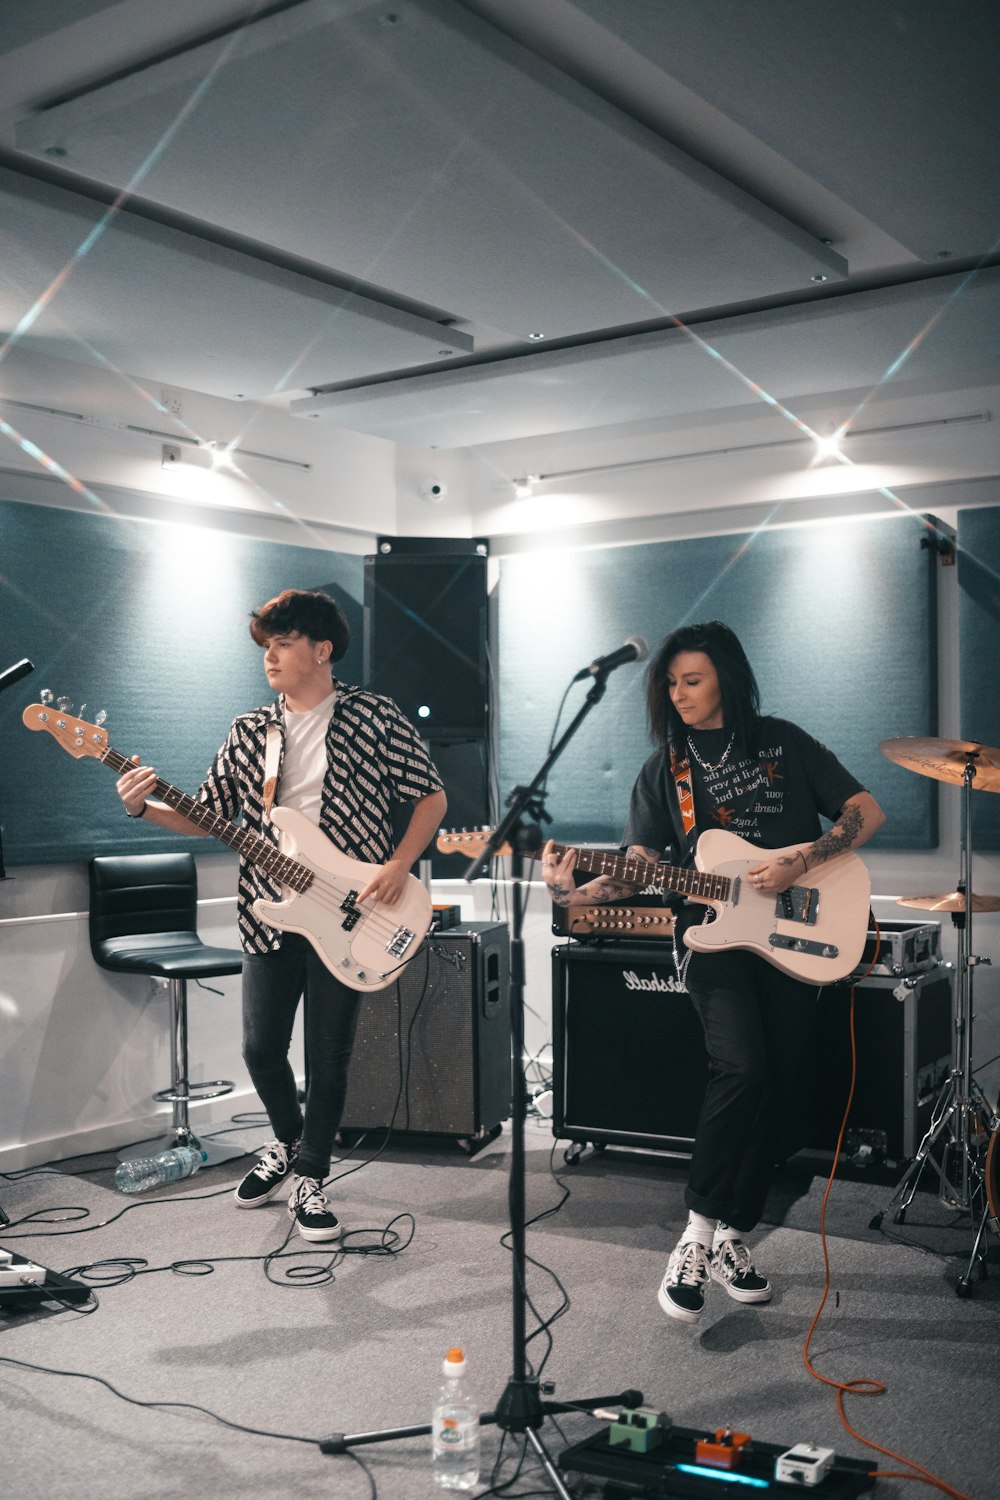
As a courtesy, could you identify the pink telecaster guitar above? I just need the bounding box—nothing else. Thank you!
[24,704,432,993]
[436,826,871,985]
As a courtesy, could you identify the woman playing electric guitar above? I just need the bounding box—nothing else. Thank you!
[541,620,885,1324]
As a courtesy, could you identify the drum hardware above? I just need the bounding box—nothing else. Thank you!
[872,737,1000,1296]
[898,891,1000,913]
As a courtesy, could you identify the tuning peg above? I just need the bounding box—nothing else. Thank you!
[40,688,54,704]
[79,704,87,719]
[56,696,72,711]
[94,709,107,726]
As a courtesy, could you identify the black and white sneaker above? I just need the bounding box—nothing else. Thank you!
[288,1175,342,1242]
[710,1237,772,1303]
[657,1240,712,1323]
[234,1138,300,1208]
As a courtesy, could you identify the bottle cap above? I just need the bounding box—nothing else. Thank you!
[199,1150,208,1161]
[443,1347,466,1376]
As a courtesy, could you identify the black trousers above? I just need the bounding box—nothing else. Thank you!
[682,945,818,1233]
[241,934,362,1182]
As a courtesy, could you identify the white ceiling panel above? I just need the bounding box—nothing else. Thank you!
[572,0,1000,262]
[15,0,845,350]
[291,268,1000,447]
[0,169,471,400]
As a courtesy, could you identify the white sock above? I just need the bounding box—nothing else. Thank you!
[679,1210,716,1249]
[713,1221,743,1249]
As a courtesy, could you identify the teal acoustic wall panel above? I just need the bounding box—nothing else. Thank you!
[0,499,363,865]
[958,506,1000,849]
[499,515,936,850]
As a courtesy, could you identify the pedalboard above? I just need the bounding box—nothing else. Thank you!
[0,1247,92,1310]
[559,1421,874,1498]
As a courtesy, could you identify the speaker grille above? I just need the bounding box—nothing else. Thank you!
[341,923,511,1137]
[552,942,708,1153]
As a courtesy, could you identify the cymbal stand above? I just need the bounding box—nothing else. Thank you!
[870,755,994,1295]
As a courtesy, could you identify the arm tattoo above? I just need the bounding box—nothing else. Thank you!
[627,845,661,865]
[589,877,634,902]
[808,801,864,866]
[549,874,637,908]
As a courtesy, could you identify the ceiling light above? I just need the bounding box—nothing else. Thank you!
[528,412,990,485]
[527,332,546,341]
[514,475,539,498]
[812,426,847,462]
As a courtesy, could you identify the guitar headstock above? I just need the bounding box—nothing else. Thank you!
[22,703,109,760]
[435,827,515,859]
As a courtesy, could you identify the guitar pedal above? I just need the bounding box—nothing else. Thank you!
[774,1443,834,1486]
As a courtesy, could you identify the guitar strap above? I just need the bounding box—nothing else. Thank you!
[669,746,697,841]
[263,722,281,822]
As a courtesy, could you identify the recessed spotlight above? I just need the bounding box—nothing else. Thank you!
[44,145,68,158]
[810,273,829,284]
[528,332,546,341]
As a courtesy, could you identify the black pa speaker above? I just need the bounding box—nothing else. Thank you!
[340,922,511,1140]
[552,941,709,1155]
[364,543,489,740]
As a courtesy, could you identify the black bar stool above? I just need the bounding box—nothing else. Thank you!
[88,852,247,1165]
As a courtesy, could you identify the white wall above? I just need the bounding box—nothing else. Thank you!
[3,354,999,1170]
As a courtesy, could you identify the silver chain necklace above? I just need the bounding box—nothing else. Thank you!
[687,730,736,775]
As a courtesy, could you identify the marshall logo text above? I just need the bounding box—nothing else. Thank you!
[622,968,687,994]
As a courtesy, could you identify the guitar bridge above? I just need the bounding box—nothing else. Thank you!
[340,889,362,931]
[386,925,416,958]
[778,884,818,926]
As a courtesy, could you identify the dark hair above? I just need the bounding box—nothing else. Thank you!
[249,588,350,661]
[646,619,760,753]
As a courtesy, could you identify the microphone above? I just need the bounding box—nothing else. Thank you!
[573,635,649,682]
[0,658,34,695]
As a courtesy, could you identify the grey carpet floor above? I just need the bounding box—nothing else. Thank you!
[2,1119,997,1500]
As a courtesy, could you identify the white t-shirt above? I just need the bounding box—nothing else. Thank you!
[277,690,336,837]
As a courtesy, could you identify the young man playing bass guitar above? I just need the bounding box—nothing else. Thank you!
[116,588,446,1241]
[542,620,884,1322]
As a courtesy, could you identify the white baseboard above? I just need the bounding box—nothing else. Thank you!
[0,1083,293,1172]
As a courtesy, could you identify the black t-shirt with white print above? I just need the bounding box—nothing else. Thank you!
[622,715,865,869]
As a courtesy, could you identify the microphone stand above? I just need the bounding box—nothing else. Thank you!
[318,667,644,1493]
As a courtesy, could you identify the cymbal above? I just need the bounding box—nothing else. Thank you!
[897,892,1000,913]
[880,736,1000,791]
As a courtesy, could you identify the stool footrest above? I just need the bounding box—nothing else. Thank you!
[152,1078,234,1105]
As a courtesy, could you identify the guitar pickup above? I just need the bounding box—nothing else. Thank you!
[340,889,362,931]
[778,884,817,926]
[386,925,416,958]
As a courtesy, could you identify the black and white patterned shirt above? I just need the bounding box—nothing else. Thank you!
[196,682,443,954]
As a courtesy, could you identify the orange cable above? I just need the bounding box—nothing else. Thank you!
[801,919,978,1500]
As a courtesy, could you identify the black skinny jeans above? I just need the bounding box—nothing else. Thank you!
[683,945,818,1233]
[241,934,362,1182]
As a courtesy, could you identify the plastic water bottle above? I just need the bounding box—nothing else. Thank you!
[114,1146,207,1194]
[432,1347,480,1491]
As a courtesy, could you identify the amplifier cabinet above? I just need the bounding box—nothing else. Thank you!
[809,967,952,1160]
[340,922,511,1140]
[552,941,708,1155]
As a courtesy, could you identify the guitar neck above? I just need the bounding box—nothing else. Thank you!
[550,841,732,903]
[99,745,312,893]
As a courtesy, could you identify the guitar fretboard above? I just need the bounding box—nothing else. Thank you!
[99,746,313,893]
[550,841,732,903]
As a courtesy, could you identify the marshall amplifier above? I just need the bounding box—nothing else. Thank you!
[551,941,709,1156]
